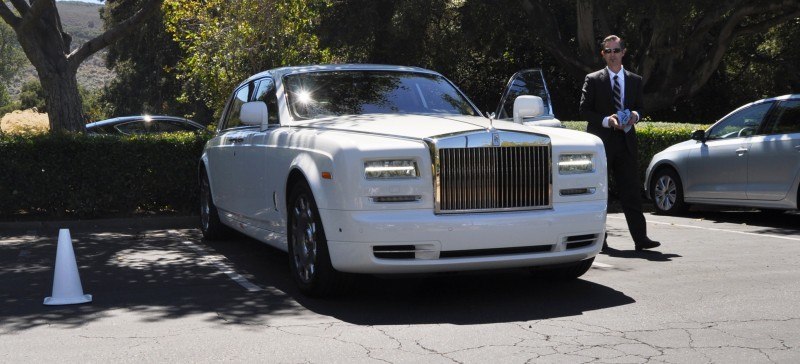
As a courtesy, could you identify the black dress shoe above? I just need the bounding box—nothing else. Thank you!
[634,238,661,251]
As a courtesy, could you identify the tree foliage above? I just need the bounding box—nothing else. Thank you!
[144,0,799,122]
[163,0,331,113]
[19,80,46,112]
[100,0,197,119]
[0,20,24,83]
[519,0,800,115]
[0,20,23,114]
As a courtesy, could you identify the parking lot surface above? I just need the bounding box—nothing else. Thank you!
[1,211,799,363]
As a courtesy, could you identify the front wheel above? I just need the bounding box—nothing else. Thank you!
[288,180,351,297]
[651,168,688,215]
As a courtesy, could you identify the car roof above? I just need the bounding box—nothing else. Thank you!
[712,94,800,125]
[86,115,201,128]
[240,64,442,88]
[743,94,800,107]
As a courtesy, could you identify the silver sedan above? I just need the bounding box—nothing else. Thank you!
[644,94,800,214]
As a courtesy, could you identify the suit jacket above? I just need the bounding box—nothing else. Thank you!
[579,68,644,154]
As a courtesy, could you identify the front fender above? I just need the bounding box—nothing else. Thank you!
[287,150,337,210]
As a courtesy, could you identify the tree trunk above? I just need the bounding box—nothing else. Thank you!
[0,0,163,133]
[575,0,596,65]
[39,70,84,132]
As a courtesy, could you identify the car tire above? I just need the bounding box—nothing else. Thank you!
[200,172,231,240]
[651,168,688,215]
[536,257,595,281]
[287,180,351,297]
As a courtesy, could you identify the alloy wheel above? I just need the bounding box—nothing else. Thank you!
[291,194,317,284]
[654,174,677,211]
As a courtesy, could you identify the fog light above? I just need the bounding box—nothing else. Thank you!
[371,195,422,203]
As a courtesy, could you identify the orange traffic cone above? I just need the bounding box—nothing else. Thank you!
[43,229,92,305]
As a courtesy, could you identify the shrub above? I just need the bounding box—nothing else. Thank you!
[563,121,711,188]
[0,109,49,135]
[0,132,208,218]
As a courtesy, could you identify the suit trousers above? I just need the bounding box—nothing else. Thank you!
[605,130,648,241]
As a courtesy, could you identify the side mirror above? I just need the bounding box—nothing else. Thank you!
[512,95,544,124]
[691,129,706,142]
[240,101,268,129]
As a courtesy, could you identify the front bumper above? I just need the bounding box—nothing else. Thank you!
[319,200,606,274]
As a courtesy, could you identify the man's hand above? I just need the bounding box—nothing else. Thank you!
[609,114,623,130]
[630,111,640,124]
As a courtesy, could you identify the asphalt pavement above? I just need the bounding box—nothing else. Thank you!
[0,210,798,363]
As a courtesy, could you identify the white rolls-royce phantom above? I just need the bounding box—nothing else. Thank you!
[199,64,607,296]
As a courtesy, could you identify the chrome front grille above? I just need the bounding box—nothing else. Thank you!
[436,145,552,213]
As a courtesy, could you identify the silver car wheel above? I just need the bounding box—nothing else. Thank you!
[654,175,677,211]
[291,195,317,284]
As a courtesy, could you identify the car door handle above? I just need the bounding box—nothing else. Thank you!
[735,147,748,155]
[228,137,244,144]
[795,145,800,151]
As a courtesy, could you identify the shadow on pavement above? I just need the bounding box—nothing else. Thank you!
[680,208,800,236]
[0,227,635,331]
[294,271,634,326]
[599,247,681,262]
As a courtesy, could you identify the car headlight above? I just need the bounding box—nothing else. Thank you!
[558,153,594,174]
[364,159,419,179]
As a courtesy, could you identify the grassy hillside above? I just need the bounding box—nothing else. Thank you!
[7,1,115,98]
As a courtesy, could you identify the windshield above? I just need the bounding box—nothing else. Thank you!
[284,71,478,119]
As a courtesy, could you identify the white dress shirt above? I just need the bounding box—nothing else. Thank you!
[602,66,639,129]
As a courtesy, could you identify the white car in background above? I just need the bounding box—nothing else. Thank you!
[199,64,607,296]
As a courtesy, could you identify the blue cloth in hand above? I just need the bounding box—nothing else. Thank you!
[617,109,632,133]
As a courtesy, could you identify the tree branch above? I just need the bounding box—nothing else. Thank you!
[68,0,163,68]
[736,10,800,36]
[520,0,594,77]
[9,0,30,15]
[20,0,56,32]
[690,0,799,41]
[687,1,800,96]
[0,3,21,27]
[688,0,746,40]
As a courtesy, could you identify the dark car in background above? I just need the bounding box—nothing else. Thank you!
[644,94,800,215]
[86,115,205,135]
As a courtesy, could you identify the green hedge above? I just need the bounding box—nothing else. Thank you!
[0,122,711,218]
[563,121,711,186]
[0,132,208,219]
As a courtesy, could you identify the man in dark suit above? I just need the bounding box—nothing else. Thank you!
[579,34,660,251]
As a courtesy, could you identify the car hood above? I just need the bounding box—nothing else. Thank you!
[661,139,698,153]
[292,114,540,140]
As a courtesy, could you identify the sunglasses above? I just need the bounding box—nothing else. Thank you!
[603,48,623,54]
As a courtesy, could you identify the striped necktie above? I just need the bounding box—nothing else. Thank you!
[613,75,623,111]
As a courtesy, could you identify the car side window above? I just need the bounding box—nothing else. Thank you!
[707,102,773,140]
[222,84,252,130]
[765,100,800,135]
[254,78,279,125]
[159,119,198,132]
[115,120,154,135]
